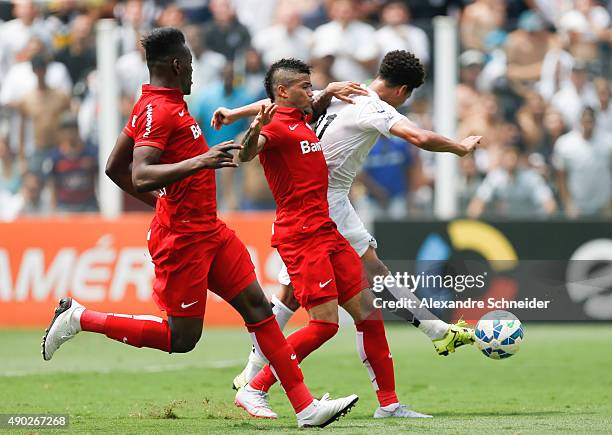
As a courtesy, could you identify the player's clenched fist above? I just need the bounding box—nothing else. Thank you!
[457,136,482,157]
[210,107,236,130]
[198,141,243,169]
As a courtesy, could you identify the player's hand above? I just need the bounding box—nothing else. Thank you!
[457,136,482,157]
[198,141,243,169]
[249,104,277,131]
[210,107,236,130]
[325,81,369,104]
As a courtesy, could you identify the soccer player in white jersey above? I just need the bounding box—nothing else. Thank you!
[212,50,482,395]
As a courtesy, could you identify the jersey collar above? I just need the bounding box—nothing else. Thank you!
[141,84,184,100]
[275,105,311,122]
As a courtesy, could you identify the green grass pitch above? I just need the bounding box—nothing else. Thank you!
[1,324,611,434]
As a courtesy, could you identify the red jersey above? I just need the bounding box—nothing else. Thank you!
[123,85,218,233]
[259,106,334,246]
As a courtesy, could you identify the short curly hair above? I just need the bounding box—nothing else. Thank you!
[378,50,425,91]
[141,27,186,66]
[264,58,312,101]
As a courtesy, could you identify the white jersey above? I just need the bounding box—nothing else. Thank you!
[277,88,405,285]
[313,88,405,201]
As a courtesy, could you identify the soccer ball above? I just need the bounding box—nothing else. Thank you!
[474,310,524,360]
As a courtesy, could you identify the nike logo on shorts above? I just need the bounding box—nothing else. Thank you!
[289,124,299,131]
[291,354,297,360]
[181,301,199,309]
[319,279,333,288]
[178,110,185,117]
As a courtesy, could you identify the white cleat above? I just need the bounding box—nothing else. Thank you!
[234,385,278,419]
[297,393,359,428]
[373,403,432,419]
[41,298,84,361]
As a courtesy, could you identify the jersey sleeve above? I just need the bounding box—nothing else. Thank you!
[133,103,174,150]
[122,107,138,139]
[356,99,405,138]
[260,122,281,149]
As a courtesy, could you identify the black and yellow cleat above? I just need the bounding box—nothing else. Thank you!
[433,320,475,356]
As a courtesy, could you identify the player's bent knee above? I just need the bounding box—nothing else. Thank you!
[171,330,202,353]
[308,300,340,323]
[168,317,203,353]
[230,282,275,324]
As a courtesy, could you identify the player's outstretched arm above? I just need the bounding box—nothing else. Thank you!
[312,81,368,119]
[211,82,367,129]
[390,118,481,157]
[105,132,158,207]
[131,141,242,193]
[211,98,271,130]
[238,104,277,162]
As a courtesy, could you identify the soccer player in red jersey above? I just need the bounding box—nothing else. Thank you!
[41,28,358,428]
[233,58,430,419]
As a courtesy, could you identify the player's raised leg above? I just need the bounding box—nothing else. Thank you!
[362,246,475,356]
[41,297,196,361]
[42,223,212,360]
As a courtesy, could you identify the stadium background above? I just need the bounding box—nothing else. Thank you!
[0,1,611,433]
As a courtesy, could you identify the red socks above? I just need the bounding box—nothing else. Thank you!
[80,309,171,352]
[80,309,106,333]
[250,319,339,393]
[355,318,398,407]
[246,315,314,413]
[247,314,397,408]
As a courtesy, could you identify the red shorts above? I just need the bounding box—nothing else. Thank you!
[277,226,368,310]
[147,217,256,317]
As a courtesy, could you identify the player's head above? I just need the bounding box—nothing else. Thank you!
[375,50,425,108]
[141,27,193,95]
[264,58,313,113]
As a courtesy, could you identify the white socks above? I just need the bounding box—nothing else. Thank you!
[384,276,449,340]
[417,320,449,341]
[243,294,297,380]
[271,294,295,330]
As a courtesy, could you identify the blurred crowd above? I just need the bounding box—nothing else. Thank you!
[0,0,610,221]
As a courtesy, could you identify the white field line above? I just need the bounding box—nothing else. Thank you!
[0,359,243,377]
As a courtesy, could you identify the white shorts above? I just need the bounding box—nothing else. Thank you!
[278,194,376,285]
